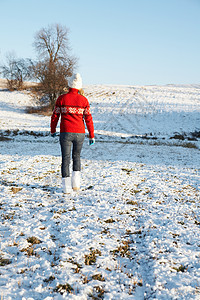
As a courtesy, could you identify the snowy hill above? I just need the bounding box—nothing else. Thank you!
[0,85,200,299]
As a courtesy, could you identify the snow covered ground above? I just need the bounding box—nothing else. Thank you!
[0,84,200,299]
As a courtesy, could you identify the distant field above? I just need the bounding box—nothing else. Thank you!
[0,78,7,89]
[0,78,38,89]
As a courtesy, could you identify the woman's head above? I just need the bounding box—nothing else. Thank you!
[68,73,82,90]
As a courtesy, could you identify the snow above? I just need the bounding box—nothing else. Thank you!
[0,84,200,299]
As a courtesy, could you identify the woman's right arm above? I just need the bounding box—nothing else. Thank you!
[84,101,94,139]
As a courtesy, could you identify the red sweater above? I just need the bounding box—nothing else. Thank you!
[51,88,94,138]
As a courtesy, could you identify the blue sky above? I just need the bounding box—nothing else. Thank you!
[0,0,199,85]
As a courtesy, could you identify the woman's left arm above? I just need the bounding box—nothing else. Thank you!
[50,97,61,134]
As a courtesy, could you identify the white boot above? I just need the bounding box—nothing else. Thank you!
[62,177,72,194]
[72,171,81,191]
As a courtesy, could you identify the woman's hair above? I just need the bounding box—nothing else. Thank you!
[79,88,85,96]
[63,87,85,96]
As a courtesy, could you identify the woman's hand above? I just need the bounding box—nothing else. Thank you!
[89,138,95,145]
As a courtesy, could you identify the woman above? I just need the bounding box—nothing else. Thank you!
[51,73,95,193]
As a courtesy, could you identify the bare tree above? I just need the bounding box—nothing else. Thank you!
[33,24,77,108]
[34,24,69,63]
[1,53,33,90]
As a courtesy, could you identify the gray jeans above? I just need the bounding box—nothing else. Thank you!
[60,133,85,177]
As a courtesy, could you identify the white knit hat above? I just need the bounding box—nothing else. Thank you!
[68,73,82,90]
